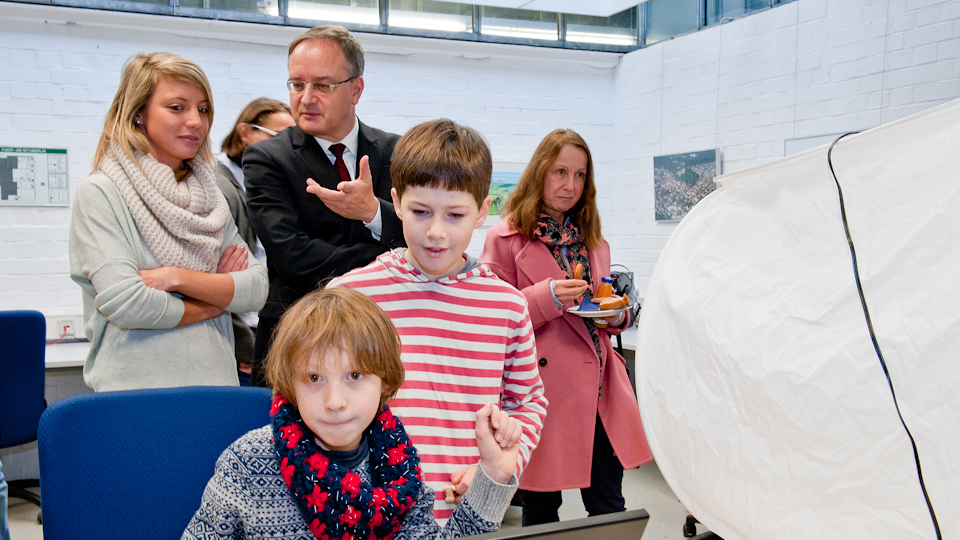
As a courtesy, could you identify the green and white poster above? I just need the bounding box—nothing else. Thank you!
[0,147,69,206]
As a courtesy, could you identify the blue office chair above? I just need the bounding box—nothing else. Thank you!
[38,386,273,540]
[0,310,46,517]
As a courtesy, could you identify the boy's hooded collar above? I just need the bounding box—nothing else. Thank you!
[378,249,493,284]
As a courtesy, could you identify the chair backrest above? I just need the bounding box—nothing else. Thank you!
[0,310,46,448]
[38,385,273,540]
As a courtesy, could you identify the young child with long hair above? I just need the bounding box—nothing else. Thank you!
[183,287,520,539]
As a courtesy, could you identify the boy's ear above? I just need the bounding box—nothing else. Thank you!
[474,196,492,228]
[391,188,402,220]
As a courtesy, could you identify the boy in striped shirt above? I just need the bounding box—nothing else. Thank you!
[329,119,547,521]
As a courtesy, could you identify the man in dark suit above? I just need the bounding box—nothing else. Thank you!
[244,25,404,386]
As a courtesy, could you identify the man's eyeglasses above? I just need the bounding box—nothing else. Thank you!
[286,77,356,95]
[249,124,279,137]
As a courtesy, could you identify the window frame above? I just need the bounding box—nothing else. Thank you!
[4,0,797,52]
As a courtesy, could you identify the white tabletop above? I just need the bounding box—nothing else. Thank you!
[619,326,637,351]
[45,341,89,369]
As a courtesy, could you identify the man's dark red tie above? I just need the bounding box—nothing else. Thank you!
[329,143,351,184]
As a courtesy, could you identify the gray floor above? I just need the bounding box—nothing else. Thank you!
[7,459,697,539]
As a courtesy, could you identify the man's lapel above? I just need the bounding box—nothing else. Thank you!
[291,126,340,190]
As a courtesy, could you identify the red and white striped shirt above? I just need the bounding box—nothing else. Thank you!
[330,250,547,520]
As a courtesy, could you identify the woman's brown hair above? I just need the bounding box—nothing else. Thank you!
[264,287,405,410]
[221,97,292,165]
[502,129,602,248]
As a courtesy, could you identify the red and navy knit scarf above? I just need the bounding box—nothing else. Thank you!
[271,396,423,540]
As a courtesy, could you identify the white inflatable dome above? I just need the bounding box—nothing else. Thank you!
[637,99,960,539]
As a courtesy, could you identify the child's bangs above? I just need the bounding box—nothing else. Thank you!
[287,300,395,380]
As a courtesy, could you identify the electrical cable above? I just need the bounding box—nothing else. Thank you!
[827,133,942,540]
[47,327,68,346]
[611,263,641,324]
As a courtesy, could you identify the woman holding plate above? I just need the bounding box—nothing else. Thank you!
[480,129,651,525]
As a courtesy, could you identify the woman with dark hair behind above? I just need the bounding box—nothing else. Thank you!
[216,98,295,384]
[70,52,268,391]
[480,129,652,525]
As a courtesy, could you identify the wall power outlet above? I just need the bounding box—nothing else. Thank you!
[57,318,74,337]
[45,315,85,342]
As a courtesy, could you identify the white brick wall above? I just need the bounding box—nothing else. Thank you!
[0,3,618,319]
[611,0,960,294]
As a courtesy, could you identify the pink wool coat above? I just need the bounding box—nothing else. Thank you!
[481,219,652,492]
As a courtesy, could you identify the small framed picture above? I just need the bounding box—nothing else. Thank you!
[654,149,719,221]
[488,162,525,216]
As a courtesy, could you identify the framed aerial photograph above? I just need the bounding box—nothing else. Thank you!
[654,149,719,221]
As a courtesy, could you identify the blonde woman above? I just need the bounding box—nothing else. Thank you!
[70,52,268,391]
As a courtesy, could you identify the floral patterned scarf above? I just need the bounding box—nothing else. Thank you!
[533,213,603,362]
[532,213,592,285]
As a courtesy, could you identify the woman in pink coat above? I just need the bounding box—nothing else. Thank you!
[480,129,651,526]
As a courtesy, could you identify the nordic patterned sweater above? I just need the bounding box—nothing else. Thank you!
[329,250,548,520]
[182,426,517,540]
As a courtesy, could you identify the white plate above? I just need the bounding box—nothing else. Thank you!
[567,305,631,318]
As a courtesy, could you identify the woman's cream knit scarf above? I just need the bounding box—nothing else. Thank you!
[99,143,229,272]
